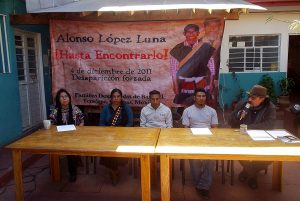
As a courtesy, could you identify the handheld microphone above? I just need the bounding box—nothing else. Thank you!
[239,103,251,120]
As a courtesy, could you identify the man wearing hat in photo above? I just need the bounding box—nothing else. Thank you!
[229,84,276,189]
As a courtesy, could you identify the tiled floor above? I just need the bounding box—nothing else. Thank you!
[1,154,300,201]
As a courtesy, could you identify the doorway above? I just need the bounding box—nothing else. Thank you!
[288,35,300,104]
[15,29,46,132]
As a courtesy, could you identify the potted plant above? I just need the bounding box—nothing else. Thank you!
[278,76,295,108]
[258,74,276,103]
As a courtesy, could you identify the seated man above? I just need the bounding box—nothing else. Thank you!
[182,88,218,199]
[140,90,173,184]
[140,90,173,128]
[229,84,276,189]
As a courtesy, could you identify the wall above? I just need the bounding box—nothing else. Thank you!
[219,72,286,108]
[0,0,22,146]
[0,0,50,147]
[218,12,300,107]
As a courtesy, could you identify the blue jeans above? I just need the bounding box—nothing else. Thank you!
[189,159,215,190]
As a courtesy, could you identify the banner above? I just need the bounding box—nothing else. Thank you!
[50,18,224,107]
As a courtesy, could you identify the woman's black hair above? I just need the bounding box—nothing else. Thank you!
[109,88,129,125]
[110,88,123,98]
[55,88,74,125]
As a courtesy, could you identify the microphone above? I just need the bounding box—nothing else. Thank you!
[239,103,251,120]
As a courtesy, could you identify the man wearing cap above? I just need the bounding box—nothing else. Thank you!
[229,84,276,189]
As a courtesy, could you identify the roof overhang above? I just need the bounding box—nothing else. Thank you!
[26,0,266,13]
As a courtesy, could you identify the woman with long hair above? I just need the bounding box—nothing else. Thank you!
[99,88,133,185]
[49,88,84,182]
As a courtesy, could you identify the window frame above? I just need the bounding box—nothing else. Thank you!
[228,34,280,73]
[0,14,11,74]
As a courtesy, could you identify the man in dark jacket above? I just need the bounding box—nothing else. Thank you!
[229,84,276,189]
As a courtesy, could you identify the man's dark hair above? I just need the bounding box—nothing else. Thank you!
[149,90,161,97]
[184,24,200,33]
[194,88,206,96]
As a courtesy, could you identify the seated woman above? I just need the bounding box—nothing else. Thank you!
[49,88,84,182]
[99,88,133,185]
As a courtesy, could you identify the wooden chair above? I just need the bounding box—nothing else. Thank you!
[85,156,97,174]
[216,160,234,185]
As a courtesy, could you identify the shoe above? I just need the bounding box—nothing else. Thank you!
[195,187,209,200]
[109,170,120,186]
[248,178,258,189]
[69,175,77,183]
[238,171,248,182]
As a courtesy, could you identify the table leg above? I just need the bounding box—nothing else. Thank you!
[150,155,156,186]
[140,155,151,201]
[272,161,282,191]
[49,154,60,182]
[160,154,170,201]
[12,150,24,201]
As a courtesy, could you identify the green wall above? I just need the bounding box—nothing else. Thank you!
[0,0,50,147]
[219,72,286,109]
[0,0,22,146]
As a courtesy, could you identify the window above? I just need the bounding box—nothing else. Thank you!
[228,35,280,72]
[0,14,11,73]
[15,32,38,81]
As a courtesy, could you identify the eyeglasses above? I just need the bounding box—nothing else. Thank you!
[60,95,69,99]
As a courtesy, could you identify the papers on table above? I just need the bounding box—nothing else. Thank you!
[57,125,76,132]
[246,130,275,141]
[266,130,291,138]
[191,128,212,135]
[246,129,300,143]
[266,130,300,143]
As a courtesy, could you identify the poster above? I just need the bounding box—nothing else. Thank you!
[50,18,224,107]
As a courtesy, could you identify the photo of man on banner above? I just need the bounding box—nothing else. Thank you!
[170,18,223,108]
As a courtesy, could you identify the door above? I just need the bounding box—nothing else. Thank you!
[288,35,300,103]
[15,30,45,131]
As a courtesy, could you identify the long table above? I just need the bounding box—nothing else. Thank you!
[6,126,160,201]
[156,128,300,201]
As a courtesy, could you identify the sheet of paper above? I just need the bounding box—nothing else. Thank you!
[266,130,300,143]
[246,130,275,141]
[191,128,212,135]
[265,130,292,138]
[57,125,76,132]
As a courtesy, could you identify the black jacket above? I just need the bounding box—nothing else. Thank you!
[228,99,276,129]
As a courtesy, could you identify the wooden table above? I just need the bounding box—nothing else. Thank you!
[156,128,300,201]
[6,126,160,201]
